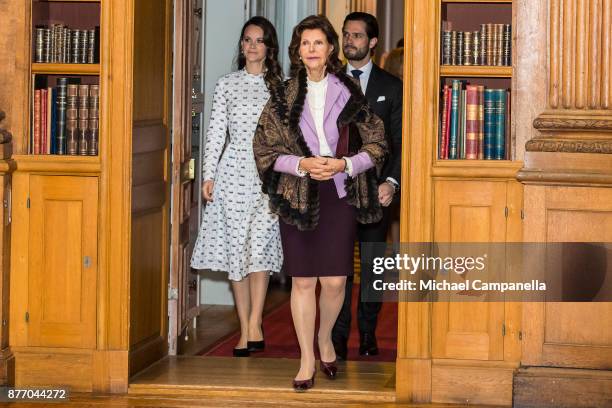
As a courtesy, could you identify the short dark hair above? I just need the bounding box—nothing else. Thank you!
[288,15,342,78]
[343,12,379,40]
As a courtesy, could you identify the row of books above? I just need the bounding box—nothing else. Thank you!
[31,79,99,156]
[439,80,510,160]
[442,23,511,66]
[34,25,100,64]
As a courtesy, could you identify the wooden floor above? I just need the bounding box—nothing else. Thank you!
[9,393,499,407]
[178,280,291,356]
[128,356,395,404]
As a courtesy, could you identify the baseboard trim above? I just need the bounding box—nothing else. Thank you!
[513,366,612,408]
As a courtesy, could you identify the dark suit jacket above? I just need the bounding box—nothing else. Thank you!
[361,63,403,186]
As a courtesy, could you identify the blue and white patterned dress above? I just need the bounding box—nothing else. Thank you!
[190,69,283,281]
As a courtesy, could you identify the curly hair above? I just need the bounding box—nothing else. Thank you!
[288,15,342,78]
[235,16,283,90]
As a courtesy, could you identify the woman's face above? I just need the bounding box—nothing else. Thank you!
[299,28,333,72]
[241,25,267,64]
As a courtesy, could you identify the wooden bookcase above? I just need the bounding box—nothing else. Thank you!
[398,0,523,405]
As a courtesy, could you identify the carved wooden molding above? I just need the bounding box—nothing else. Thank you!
[533,117,612,132]
[526,138,612,153]
[548,0,612,110]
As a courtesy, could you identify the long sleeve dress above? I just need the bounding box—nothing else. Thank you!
[190,69,283,281]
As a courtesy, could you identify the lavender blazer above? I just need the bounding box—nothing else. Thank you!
[272,74,375,198]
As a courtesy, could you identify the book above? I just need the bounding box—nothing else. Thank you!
[442,31,452,65]
[480,24,487,65]
[505,90,511,159]
[477,85,485,160]
[33,90,41,155]
[56,78,68,154]
[465,85,479,159]
[459,89,466,159]
[486,23,494,65]
[440,85,449,159]
[483,89,495,159]
[67,84,79,155]
[444,86,451,159]
[46,87,53,154]
[503,24,512,66]
[456,31,464,65]
[448,80,461,159]
[471,30,481,66]
[41,88,47,155]
[463,31,473,66]
[493,89,506,159]
[450,31,458,65]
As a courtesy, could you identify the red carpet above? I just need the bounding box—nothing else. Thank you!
[200,286,397,362]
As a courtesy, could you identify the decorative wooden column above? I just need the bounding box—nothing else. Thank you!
[515,0,612,406]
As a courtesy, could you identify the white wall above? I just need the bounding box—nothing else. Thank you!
[199,0,248,306]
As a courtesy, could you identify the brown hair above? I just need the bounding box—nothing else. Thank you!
[288,15,342,78]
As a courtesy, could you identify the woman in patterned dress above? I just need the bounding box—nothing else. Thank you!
[190,17,283,357]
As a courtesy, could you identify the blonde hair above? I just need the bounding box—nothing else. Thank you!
[383,47,404,80]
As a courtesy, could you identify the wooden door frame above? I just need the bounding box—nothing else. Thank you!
[168,0,194,356]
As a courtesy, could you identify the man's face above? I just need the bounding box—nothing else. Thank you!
[342,20,377,61]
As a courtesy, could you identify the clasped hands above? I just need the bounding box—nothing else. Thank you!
[299,156,345,181]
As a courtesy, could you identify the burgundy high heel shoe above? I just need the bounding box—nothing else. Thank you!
[292,371,316,392]
[320,359,338,379]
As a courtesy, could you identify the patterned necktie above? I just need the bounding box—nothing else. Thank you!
[351,69,364,89]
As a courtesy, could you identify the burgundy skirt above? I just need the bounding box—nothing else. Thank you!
[280,180,356,277]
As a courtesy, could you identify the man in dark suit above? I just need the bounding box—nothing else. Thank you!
[332,12,403,361]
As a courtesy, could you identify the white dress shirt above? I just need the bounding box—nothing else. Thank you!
[347,59,373,92]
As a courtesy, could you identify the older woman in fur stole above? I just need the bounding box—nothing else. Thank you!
[253,15,387,392]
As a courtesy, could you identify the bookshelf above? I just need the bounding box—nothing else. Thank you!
[29,0,101,156]
[32,63,100,75]
[398,0,523,405]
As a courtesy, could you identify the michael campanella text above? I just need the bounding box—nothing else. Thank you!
[373,279,547,292]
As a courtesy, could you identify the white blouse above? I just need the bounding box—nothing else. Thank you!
[296,74,354,177]
[306,75,333,157]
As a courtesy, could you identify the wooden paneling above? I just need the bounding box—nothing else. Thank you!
[14,348,93,392]
[432,181,507,361]
[432,362,515,406]
[514,367,612,408]
[27,176,97,349]
[130,210,164,347]
[522,185,612,370]
[129,0,171,375]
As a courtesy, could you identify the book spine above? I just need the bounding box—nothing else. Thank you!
[505,90,511,159]
[460,89,466,159]
[34,90,41,155]
[477,85,485,160]
[496,24,504,66]
[71,30,81,64]
[449,80,461,159]
[494,89,506,159]
[44,28,51,63]
[503,24,512,66]
[67,84,79,155]
[88,84,99,155]
[88,29,96,64]
[47,87,53,154]
[483,89,496,159]
[486,23,494,66]
[35,27,44,63]
[463,31,472,66]
[56,77,68,155]
[456,32,464,65]
[94,26,101,63]
[80,30,89,64]
[480,24,487,65]
[442,31,452,65]
[472,31,480,66]
[41,88,48,155]
[444,86,451,159]
[465,85,479,159]
[78,85,90,155]
[440,85,449,159]
[450,31,457,65]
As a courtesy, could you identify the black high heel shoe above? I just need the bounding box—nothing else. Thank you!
[247,325,265,352]
[320,359,338,379]
[293,371,315,392]
[232,347,250,357]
